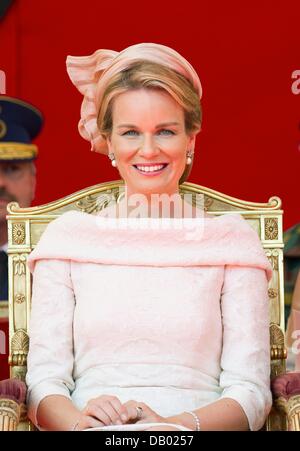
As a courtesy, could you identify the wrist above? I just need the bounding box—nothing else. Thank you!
[70,418,81,431]
[165,412,197,431]
[184,411,200,431]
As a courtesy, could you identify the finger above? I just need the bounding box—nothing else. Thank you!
[80,415,105,430]
[123,400,145,422]
[102,400,124,424]
[92,395,125,422]
[108,397,129,423]
[85,404,113,426]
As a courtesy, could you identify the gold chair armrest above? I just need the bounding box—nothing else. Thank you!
[275,395,300,431]
[272,372,300,431]
[0,378,27,431]
[0,398,21,431]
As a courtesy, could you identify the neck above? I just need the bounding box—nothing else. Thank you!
[116,186,201,219]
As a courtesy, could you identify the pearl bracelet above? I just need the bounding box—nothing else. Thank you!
[184,411,201,431]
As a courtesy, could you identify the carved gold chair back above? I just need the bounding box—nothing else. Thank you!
[6,180,285,430]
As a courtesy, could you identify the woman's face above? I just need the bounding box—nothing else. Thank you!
[107,88,196,200]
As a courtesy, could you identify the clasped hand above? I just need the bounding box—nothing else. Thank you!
[76,395,165,430]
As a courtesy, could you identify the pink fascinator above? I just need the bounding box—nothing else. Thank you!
[66,43,202,155]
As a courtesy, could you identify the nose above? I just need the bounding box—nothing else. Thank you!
[139,133,160,158]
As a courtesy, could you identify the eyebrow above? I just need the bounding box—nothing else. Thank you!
[117,122,180,129]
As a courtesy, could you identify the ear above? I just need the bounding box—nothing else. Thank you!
[106,135,114,154]
[187,133,196,151]
[29,171,36,204]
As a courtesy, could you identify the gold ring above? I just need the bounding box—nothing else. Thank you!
[135,406,143,420]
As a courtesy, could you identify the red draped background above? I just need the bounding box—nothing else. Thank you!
[0,0,299,379]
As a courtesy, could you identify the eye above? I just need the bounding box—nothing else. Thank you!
[123,130,139,136]
[5,164,21,174]
[157,129,175,136]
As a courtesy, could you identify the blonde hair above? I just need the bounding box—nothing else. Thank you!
[97,60,202,184]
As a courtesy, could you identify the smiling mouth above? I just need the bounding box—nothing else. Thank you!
[132,163,169,174]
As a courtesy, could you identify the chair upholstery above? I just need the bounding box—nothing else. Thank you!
[1,179,298,431]
[0,378,26,430]
[271,372,300,430]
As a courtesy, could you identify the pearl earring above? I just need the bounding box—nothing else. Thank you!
[108,152,117,167]
[186,150,194,165]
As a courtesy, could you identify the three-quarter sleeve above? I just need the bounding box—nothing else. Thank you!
[219,265,272,431]
[26,258,76,427]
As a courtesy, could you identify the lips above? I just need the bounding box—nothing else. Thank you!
[133,163,169,175]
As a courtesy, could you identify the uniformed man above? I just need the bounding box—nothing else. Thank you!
[283,224,300,326]
[284,223,300,363]
[0,95,43,301]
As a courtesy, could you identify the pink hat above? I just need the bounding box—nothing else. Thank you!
[66,43,202,155]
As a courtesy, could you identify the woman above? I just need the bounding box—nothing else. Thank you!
[286,270,300,371]
[26,43,273,431]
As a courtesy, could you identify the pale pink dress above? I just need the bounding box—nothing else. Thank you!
[25,211,273,431]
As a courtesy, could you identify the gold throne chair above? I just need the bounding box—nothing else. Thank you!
[0,180,299,431]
